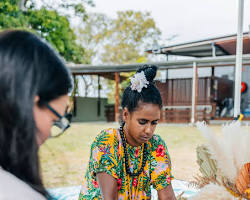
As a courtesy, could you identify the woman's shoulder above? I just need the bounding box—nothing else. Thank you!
[93,128,118,145]
[0,167,46,200]
[149,134,167,146]
[148,134,170,153]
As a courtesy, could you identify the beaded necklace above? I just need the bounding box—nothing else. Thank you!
[119,122,148,177]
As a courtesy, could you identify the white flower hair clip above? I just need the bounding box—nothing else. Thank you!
[130,71,149,92]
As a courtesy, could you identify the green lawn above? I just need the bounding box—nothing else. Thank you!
[39,122,221,188]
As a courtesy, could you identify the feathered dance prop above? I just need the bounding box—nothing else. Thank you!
[236,163,250,195]
[189,121,250,200]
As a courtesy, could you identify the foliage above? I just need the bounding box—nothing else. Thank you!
[105,11,161,101]
[75,12,111,64]
[76,10,161,101]
[102,10,161,64]
[0,0,29,29]
[76,10,161,65]
[28,8,86,63]
[23,0,94,21]
[76,10,161,64]
[0,0,92,64]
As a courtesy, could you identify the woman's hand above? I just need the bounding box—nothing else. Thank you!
[97,172,118,200]
[158,183,177,200]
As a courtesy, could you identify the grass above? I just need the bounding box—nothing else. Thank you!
[39,122,221,188]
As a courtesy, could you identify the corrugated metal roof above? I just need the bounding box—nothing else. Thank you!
[68,54,250,75]
[146,32,250,57]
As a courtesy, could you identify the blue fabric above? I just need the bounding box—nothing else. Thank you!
[48,180,197,200]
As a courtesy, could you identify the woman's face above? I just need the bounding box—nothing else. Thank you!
[33,95,69,146]
[123,102,161,147]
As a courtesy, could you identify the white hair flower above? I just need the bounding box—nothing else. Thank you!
[130,71,149,92]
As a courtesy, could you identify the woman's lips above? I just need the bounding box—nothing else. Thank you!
[140,136,150,142]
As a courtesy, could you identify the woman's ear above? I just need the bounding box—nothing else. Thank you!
[34,95,40,104]
[123,107,129,122]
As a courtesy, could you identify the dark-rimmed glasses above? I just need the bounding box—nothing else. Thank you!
[46,103,72,138]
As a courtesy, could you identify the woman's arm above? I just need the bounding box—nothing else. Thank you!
[97,172,118,200]
[158,183,177,200]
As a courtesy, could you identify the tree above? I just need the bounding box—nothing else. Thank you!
[28,8,87,63]
[74,13,112,96]
[76,10,161,64]
[104,11,162,102]
[0,0,92,64]
[18,0,94,21]
[76,10,162,102]
[102,10,161,64]
[75,12,112,64]
[0,0,29,29]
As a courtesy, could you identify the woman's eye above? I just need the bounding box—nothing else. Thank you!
[139,120,147,125]
[152,121,158,125]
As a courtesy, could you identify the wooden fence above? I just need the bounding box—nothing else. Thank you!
[160,108,211,123]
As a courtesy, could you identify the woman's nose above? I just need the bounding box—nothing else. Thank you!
[145,124,153,136]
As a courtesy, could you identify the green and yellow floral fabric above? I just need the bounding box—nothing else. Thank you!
[78,128,173,200]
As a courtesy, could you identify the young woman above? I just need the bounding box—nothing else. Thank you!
[79,65,176,200]
[0,30,72,199]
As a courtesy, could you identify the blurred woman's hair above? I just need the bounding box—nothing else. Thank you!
[0,30,72,198]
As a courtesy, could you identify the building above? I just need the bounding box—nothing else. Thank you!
[68,33,250,123]
[146,32,250,122]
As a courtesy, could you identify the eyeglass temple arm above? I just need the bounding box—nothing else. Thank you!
[46,103,62,119]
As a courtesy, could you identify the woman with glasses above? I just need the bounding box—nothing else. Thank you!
[0,30,72,199]
[79,65,176,200]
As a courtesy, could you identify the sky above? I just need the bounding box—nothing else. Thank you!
[88,0,250,47]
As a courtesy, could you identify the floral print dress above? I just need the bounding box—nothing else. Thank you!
[78,128,174,200]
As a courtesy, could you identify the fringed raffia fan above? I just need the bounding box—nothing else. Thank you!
[189,121,250,200]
